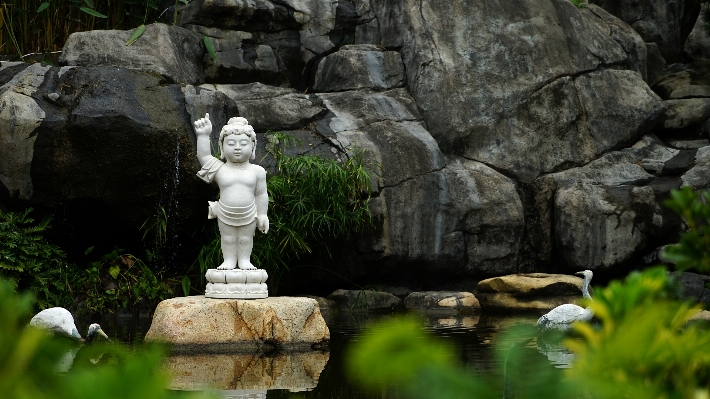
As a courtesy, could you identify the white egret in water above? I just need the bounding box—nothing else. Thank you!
[30,307,110,343]
[536,270,594,331]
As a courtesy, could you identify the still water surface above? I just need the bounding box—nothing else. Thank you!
[95,310,573,399]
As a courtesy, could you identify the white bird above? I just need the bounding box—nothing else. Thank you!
[30,307,110,343]
[536,270,594,331]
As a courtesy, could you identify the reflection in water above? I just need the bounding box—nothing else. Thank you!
[166,351,330,391]
[219,389,266,399]
[536,334,576,368]
[111,311,577,398]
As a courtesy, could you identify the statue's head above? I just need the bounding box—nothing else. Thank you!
[219,117,257,161]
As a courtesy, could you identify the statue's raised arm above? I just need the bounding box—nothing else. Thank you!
[194,113,213,167]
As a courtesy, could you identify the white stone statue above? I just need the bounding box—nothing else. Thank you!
[194,113,270,298]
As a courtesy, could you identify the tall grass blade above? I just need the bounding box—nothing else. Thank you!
[126,24,146,46]
[36,3,50,13]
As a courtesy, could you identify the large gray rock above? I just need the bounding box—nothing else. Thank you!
[525,135,684,271]
[590,0,700,63]
[664,98,710,129]
[176,0,297,32]
[177,0,338,65]
[371,0,665,182]
[652,61,710,100]
[586,5,649,81]
[316,88,524,277]
[313,45,405,92]
[684,5,710,60]
[186,25,302,86]
[203,82,327,131]
[682,146,710,189]
[555,183,656,270]
[59,23,206,85]
[0,63,49,200]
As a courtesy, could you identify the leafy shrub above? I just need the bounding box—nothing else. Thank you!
[0,276,212,399]
[0,208,68,309]
[566,267,710,399]
[663,187,710,273]
[70,247,173,314]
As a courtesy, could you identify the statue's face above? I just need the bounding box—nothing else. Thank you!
[222,133,253,163]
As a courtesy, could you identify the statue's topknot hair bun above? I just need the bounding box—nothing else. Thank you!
[228,117,249,126]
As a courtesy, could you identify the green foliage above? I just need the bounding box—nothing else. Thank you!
[195,133,374,289]
[0,0,163,57]
[567,267,710,399]
[203,36,217,62]
[663,187,710,273]
[263,132,373,262]
[348,318,562,399]
[70,247,173,314]
[0,277,212,399]
[348,267,710,399]
[570,0,586,8]
[0,208,68,309]
[141,205,168,262]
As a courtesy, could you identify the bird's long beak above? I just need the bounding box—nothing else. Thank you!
[575,271,583,276]
[98,328,111,342]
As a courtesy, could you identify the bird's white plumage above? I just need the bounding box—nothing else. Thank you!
[30,307,82,339]
[537,270,594,331]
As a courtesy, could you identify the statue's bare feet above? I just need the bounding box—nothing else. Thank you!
[238,261,257,270]
[217,260,237,270]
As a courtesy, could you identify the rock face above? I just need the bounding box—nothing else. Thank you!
[313,45,405,92]
[525,135,684,271]
[59,23,206,84]
[371,0,665,182]
[0,0,704,290]
[145,296,330,351]
[476,273,589,311]
[590,0,700,63]
[684,5,710,60]
[166,351,329,390]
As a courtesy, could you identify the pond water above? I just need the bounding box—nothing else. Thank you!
[93,310,573,399]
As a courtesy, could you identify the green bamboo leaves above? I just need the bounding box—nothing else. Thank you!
[126,24,147,46]
[36,2,50,12]
[203,36,217,62]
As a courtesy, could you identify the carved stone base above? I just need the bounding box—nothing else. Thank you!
[205,269,268,299]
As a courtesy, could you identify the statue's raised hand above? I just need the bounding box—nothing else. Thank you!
[194,113,212,136]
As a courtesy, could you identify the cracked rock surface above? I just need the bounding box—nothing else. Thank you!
[145,296,330,350]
